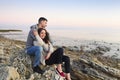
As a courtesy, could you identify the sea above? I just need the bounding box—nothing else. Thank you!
[0,25,120,44]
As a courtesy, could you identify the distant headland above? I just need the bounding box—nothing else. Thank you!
[0,29,22,32]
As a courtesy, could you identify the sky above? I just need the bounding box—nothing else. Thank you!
[0,0,120,28]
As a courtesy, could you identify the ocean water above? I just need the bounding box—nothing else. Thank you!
[0,26,120,43]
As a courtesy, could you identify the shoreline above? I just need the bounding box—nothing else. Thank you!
[0,34,120,59]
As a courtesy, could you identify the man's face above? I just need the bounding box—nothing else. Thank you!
[40,20,47,28]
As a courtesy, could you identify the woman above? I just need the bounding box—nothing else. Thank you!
[33,28,71,80]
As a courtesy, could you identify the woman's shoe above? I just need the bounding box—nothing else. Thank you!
[55,68,65,77]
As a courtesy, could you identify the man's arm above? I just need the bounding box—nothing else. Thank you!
[33,30,44,46]
[30,25,38,39]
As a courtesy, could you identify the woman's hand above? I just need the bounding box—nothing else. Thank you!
[45,52,51,60]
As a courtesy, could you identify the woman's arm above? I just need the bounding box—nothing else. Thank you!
[45,42,54,60]
[45,52,51,60]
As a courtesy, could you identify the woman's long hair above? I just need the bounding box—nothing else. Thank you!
[38,28,50,44]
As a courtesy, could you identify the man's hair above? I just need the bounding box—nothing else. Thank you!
[38,17,48,23]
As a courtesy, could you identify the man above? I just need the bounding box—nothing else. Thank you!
[26,17,48,74]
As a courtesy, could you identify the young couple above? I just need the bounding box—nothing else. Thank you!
[26,17,71,80]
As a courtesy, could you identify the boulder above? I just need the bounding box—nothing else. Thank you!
[0,66,20,80]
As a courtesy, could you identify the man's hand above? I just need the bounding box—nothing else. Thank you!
[45,52,51,60]
[33,30,38,36]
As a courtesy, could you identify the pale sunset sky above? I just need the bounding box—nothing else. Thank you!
[0,0,120,28]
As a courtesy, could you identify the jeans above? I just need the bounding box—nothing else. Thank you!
[27,46,43,67]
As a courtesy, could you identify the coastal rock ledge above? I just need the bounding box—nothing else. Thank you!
[0,36,120,80]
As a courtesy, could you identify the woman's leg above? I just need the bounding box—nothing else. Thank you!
[45,48,68,77]
[66,73,71,80]
[45,48,64,73]
[62,56,71,80]
[45,48,63,65]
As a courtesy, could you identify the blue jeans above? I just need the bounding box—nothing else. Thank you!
[27,46,43,67]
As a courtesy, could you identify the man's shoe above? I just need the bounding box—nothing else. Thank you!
[33,65,45,74]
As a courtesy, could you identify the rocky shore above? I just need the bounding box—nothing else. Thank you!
[0,35,120,80]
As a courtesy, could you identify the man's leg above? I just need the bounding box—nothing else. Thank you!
[27,46,43,67]
[27,46,44,74]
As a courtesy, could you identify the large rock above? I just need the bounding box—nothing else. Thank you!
[0,38,66,80]
[71,57,120,80]
[0,66,20,80]
[12,50,65,80]
[0,44,10,64]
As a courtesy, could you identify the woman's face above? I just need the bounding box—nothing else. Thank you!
[39,30,46,39]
